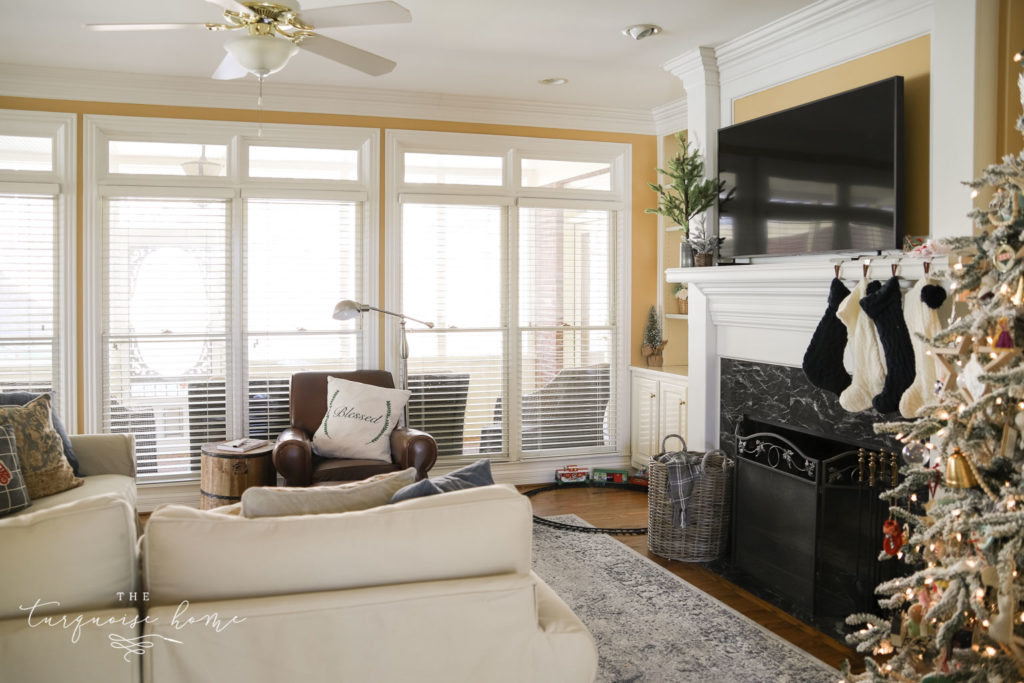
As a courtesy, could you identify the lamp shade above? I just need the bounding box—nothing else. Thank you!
[225,33,298,77]
[332,299,366,321]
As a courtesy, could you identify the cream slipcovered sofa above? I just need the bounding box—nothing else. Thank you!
[140,483,598,682]
[0,433,140,683]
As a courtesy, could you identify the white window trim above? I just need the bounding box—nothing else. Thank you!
[0,110,77,430]
[384,129,631,464]
[82,114,380,435]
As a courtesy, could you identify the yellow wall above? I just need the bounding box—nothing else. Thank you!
[997,0,1024,158]
[0,95,658,428]
[733,35,931,239]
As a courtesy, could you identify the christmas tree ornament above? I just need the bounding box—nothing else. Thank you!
[802,277,853,396]
[1015,410,1024,432]
[930,334,974,394]
[944,448,978,488]
[882,518,903,555]
[958,354,988,400]
[902,441,927,466]
[994,316,1015,348]
[993,242,1017,272]
[860,276,916,414]
[1000,425,1019,459]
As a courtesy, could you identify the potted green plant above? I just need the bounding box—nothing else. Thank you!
[645,133,731,266]
[672,283,688,314]
[686,216,726,267]
[641,305,667,367]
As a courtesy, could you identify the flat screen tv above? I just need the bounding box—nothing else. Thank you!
[718,76,903,259]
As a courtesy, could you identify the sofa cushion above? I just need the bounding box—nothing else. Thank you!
[0,390,79,476]
[242,468,416,518]
[0,394,82,499]
[0,493,138,619]
[0,425,31,517]
[312,377,410,462]
[391,458,494,503]
[143,484,532,605]
[10,473,136,518]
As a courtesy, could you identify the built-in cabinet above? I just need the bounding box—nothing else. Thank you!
[630,366,688,469]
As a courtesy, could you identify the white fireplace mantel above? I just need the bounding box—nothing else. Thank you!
[666,255,947,449]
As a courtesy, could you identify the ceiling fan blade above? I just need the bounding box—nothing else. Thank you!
[204,0,251,14]
[85,22,210,31]
[212,53,249,80]
[298,34,396,76]
[298,1,411,28]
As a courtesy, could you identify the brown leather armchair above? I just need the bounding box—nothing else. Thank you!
[273,371,438,487]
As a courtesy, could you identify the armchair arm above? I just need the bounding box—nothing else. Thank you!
[70,433,136,478]
[390,427,437,480]
[273,427,313,487]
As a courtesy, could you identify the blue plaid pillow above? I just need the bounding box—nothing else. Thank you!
[0,425,32,517]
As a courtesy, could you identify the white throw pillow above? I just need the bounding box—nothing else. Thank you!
[312,377,410,461]
[241,468,417,518]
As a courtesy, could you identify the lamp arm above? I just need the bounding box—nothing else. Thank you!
[363,305,435,329]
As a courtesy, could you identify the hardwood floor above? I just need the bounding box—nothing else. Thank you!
[520,483,863,672]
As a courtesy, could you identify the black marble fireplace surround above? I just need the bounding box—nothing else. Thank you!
[717,358,902,637]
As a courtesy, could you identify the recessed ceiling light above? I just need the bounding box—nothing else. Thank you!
[539,77,568,86]
[622,24,662,41]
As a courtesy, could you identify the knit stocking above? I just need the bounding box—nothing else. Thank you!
[860,277,916,414]
[899,278,947,418]
[802,278,852,396]
[838,279,885,413]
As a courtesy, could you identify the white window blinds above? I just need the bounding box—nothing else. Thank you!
[0,191,62,400]
[402,202,505,458]
[518,206,616,451]
[103,196,230,480]
[245,197,363,440]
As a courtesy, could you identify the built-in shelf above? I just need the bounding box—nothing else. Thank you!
[665,314,689,320]
[664,226,686,233]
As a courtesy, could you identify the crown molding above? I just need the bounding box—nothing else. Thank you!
[652,98,687,137]
[0,63,658,135]
[713,0,933,125]
[662,46,720,88]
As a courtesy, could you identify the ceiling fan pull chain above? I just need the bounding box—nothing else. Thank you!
[257,74,264,138]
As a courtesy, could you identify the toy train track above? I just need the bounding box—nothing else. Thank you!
[523,482,649,535]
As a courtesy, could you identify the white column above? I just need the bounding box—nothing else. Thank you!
[930,0,999,238]
[662,46,722,449]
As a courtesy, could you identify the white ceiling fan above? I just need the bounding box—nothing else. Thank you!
[86,0,411,80]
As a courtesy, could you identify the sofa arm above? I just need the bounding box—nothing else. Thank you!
[390,427,437,480]
[70,433,136,478]
[274,427,313,487]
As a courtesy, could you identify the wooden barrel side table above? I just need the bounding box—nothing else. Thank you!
[200,441,276,510]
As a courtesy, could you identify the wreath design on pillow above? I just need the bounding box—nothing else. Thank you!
[366,400,391,445]
[322,390,339,438]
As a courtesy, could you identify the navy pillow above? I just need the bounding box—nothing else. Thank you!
[390,458,494,503]
[0,425,32,517]
[0,392,80,476]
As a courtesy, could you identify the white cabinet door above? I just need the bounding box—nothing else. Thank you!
[631,375,660,465]
[659,381,688,450]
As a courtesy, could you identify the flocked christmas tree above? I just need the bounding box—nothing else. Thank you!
[844,59,1024,681]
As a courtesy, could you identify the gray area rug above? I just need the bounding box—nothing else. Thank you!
[532,515,839,682]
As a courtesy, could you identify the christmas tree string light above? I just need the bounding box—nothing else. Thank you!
[842,59,1024,682]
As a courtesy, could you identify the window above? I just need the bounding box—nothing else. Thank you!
[389,131,627,462]
[0,112,75,425]
[87,117,377,481]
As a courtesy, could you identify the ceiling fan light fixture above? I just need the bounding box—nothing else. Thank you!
[225,32,298,77]
[539,77,568,86]
[622,24,662,41]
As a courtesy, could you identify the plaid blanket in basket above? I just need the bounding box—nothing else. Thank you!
[655,450,704,527]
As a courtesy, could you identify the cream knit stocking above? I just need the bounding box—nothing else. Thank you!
[838,278,885,413]
[899,278,947,418]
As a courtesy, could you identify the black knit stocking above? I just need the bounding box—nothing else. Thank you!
[859,277,916,414]
[802,278,852,396]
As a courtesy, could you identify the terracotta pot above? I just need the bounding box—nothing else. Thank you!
[676,298,688,315]
[694,253,713,267]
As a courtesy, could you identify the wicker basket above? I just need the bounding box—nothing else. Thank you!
[675,298,688,315]
[648,435,734,562]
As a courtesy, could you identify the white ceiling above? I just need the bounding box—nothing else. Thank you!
[0,0,817,111]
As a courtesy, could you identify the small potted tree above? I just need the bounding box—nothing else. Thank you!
[645,133,731,266]
[686,216,726,267]
[672,283,688,314]
[641,305,667,367]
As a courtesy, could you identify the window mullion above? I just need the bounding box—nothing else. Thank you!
[231,191,245,436]
[506,203,522,462]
